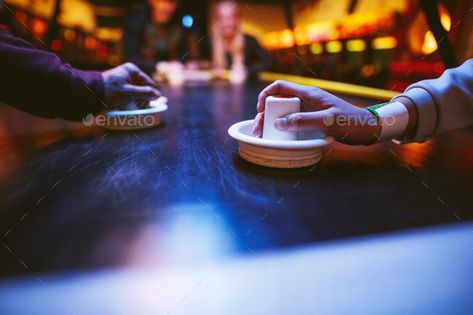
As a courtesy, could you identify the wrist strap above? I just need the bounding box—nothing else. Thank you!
[367,102,409,142]
[366,102,388,123]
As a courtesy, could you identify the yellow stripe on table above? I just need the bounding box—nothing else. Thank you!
[259,72,399,101]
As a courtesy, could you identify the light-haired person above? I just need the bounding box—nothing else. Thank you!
[211,0,272,83]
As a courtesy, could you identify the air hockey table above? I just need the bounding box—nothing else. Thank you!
[0,79,472,314]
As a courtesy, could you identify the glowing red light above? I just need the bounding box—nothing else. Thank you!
[15,11,27,23]
[32,19,47,37]
[51,39,63,51]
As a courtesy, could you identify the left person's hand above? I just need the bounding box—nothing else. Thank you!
[102,62,161,109]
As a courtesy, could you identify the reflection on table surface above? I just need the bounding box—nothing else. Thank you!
[0,82,472,313]
[0,223,472,315]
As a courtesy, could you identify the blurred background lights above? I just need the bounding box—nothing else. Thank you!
[182,15,194,29]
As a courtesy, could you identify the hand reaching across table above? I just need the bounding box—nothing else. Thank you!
[102,62,161,109]
[0,28,160,120]
[252,80,386,145]
[254,58,473,146]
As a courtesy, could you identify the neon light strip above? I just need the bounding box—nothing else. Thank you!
[259,72,399,101]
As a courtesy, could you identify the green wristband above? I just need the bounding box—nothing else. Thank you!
[366,102,390,123]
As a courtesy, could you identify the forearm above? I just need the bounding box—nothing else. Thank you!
[0,31,105,120]
[393,59,473,142]
[393,96,418,140]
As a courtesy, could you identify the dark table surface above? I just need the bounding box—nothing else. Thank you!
[1,81,472,280]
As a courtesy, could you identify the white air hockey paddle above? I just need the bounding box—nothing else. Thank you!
[102,97,168,131]
[228,120,333,169]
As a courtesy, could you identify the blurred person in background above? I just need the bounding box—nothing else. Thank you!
[211,0,272,83]
[123,0,202,76]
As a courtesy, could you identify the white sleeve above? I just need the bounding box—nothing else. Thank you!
[392,58,473,143]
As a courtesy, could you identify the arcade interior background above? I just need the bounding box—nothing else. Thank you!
[1,0,472,92]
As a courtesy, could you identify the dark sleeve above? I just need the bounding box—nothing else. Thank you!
[244,35,274,79]
[0,30,104,121]
[123,5,155,74]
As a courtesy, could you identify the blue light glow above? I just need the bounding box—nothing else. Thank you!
[182,15,194,29]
